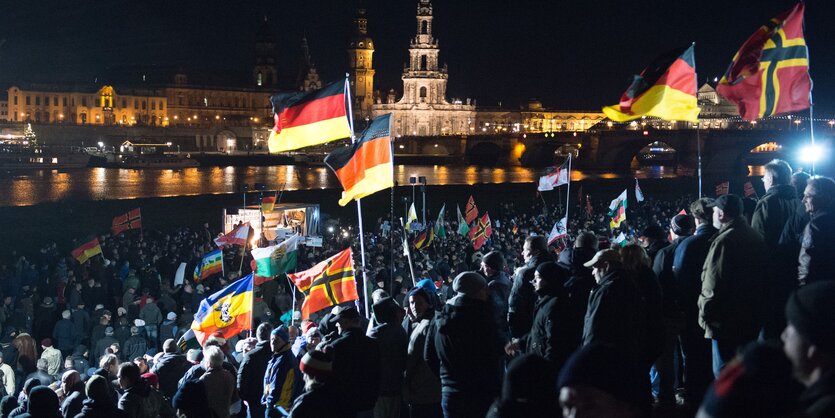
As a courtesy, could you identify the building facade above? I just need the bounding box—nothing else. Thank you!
[348,6,375,119]
[372,0,476,137]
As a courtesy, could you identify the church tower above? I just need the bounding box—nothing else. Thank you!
[400,0,448,105]
[253,16,278,87]
[347,4,375,118]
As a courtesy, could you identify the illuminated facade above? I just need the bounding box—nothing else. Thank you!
[372,0,476,137]
[348,6,375,119]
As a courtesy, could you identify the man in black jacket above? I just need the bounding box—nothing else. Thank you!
[60,370,86,418]
[480,251,511,347]
[425,272,502,418]
[508,236,551,339]
[237,323,272,418]
[798,176,835,286]
[367,297,407,418]
[150,339,192,399]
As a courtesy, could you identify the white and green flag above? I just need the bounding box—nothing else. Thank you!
[456,204,469,236]
[435,204,446,239]
[251,234,300,277]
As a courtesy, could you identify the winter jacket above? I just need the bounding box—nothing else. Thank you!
[52,319,76,352]
[582,269,645,358]
[139,302,162,327]
[70,309,91,344]
[486,271,512,346]
[117,379,174,418]
[403,317,441,405]
[0,363,14,397]
[158,320,178,344]
[800,371,835,418]
[61,384,86,418]
[752,184,799,247]
[150,352,192,399]
[200,367,236,418]
[508,254,551,339]
[320,327,380,413]
[367,322,407,397]
[673,224,717,325]
[653,237,687,320]
[40,346,62,376]
[261,346,303,413]
[73,398,127,418]
[519,289,581,370]
[237,340,271,408]
[123,336,147,362]
[798,205,835,285]
[93,336,118,365]
[698,218,767,342]
[425,295,502,398]
[287,383,350,418]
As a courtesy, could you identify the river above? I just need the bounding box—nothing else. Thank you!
[0,165,683,207]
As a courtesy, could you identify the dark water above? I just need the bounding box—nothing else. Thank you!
[0,165,681,207]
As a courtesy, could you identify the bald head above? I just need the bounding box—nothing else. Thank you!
[163,339,178,354]
[61,370,81,394]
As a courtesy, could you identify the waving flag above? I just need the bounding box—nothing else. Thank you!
[194,249,224,283]
[603,44,700,122]
[716,2,810,120]
[609,190,628,229]
[434,204,447,239]
[635,179,645,202]
[414,228,435,250]
[465,196,478,224]
[251,234,300,279]
[268,81,352,153]
[469,213,493,251]
[537,160,570,192]
[261,195,277,213]
[324,114,394,206]
[72,238,102,264]
[547,216,568,246]
[608,189,628,213]
[406,203,418,232]
[191,274,254,345]
[456,205,470,236]
[112,208,142,236]
[715,181,730,197]
[214,223,250,248]
[289,248,358,319]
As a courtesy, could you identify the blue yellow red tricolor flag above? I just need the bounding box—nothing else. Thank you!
[603,44,700,122]
[191,273,254,345]
[268,81,352,153]
[716,2,810,120]
[324,114,394,206]
[288,248,358,319]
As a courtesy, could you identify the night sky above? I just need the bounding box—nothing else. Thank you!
[1,0,833,115]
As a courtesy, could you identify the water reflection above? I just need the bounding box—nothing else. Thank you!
[0,164,712,207]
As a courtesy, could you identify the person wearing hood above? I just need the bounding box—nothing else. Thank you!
[0,394,18,418]
[367,297,408,418]
[403,287,442,418]
[52,310,76,357]
[116,362,174,418]
[480,251,512,347]
[505,262,580,371]
[75,374,127,418]
[424,271,502,418]
[16,385,61,418]
[60,370,86,418]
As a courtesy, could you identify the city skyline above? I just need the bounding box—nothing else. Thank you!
[1,0,833,115]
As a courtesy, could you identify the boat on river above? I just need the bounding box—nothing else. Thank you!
[0,143,91,170]
[118,154,200,169]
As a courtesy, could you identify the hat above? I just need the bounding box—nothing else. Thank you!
[452,272,487,297]
[534,262,569,287]
[786,281,835,352]
[372,297,400,324]
[700,343,800,417]
[708,194,743,218]
[640,225,666,240]
[671,214,696,236]
[270,325,290,343]
[41,297,54,307]
[85,375,110,403]
[482,251,505,271]
[559,343,650,409]
[117,307,127,316]
[104,326,114,336]
[40,338,52,347]
[134,319,146,327]
[167,312,177,321]
[328,305,360,323]
[583,249,621,268]
[62,310,71,319]
[300,350,333,379]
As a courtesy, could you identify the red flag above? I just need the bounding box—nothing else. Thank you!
[678,209,687,216]
[112,208,142,236]
[465,196,478,224]
[469,213,492,251]
[214,223,251,248]
[288,248,358,319]
[715,181,729,197]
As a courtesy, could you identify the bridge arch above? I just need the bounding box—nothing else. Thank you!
[467,141,501,166]
[420,142,453,156]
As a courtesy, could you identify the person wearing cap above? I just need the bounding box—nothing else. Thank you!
[320,305,380,417]
[424,271,502,418]
[639,224,669,263]
[150,339,192,399]
[651,213,695,406]
[404,287,442,418]
[782,281,835,417]
[367,297,408,418]
[52,309,77,357]
[508,235,553,340]
[158,311,179,346]
[505,262,580,371]
[582,249,645,359]
[287,350,345,417]
[32,296,57,346]
[238,323,273,418]
[798,176,835,286]
[699,194,768,377]
[262,325,303,417]
[123,326,148,364]
[672,198,718,407]
[93,326,118,366]
[480,251,512,347]
[39,338,62,378]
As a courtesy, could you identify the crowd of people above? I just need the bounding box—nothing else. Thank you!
[0,158,833,418]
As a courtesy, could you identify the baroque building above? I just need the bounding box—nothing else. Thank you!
[372,0,476,137]
[347,6,375,119]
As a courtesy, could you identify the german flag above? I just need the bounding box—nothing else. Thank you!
[191,274,254,345]
[111,208,141,236]
[716,2,810,120]
[261,195,277,213]
[469,213,492,251]
[414,227,434,251]
[268,81,352,153]
[289,248,358,319]
[324,114,394,206]
[72,238,102,264]
[465,196,478,224]
[603,44,700,122]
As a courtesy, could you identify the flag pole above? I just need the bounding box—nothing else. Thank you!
[287,276,297,327]
[697,126,703,197]
[564,153,572,223]
[400,217,417,287]
[345,74,370,319]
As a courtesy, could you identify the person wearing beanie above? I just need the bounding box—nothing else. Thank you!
[122,326,148,364]
[639,224,668,263]
[700,194,768,377]
[158,311,180,345]
[150,338,192,399]
[238,323,272,418]
[75,374,126,418]
[651,213,695,406]
[486,354,559,418]
[480,251,512,347]
[53,310,76,357]
[403,287,442,418]
[287,350,343,417]
[92,327,118,367]
[19,385,61,418]
[38,338,62,378]
[319,305,380,417]
[424,271,502,418]
[783,281,835,417]
[509,235,553,340]
[0,395,18,418]
[505,262,580,372]
[696,342,802,418]
[262,325,303,416]
[367,297,408,418]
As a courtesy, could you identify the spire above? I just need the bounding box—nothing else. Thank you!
[301,34,311,67]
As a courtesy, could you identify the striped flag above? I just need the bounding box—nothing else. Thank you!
[214,223,251,248]
[635,178,645,202]
[268,81,352,153]
[71,238,102,264]
[194,249,224,283]
[289,248,358,319]
[261,195,277,213]
[191,274,254,345]
[111,208,142,236]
